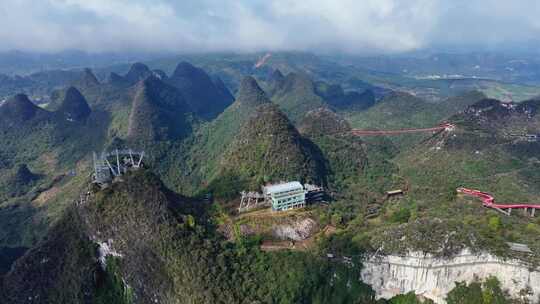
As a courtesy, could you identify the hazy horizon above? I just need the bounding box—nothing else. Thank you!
[1,0,540,55]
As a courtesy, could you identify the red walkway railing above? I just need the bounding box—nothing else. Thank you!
[457,187,540,216]
[350,123,455,136]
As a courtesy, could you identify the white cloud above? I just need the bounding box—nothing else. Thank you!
[266,0,438,52]
[0,0,539,53]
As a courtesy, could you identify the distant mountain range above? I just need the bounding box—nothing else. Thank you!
[1,54,540,303]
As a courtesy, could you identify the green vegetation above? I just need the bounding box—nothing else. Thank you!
[390,207,411,224]
[345,91,484,130]
[163,76,270,195]
[388,98,540,258]
[0,246,27,275]
[2,206,97,303]
[3,170,381,303]
[166,61,234,119]
[314,81,375,110]
[388,292,434,304]
[0,164,40,200]
[2,57,540,302]
[0,90,109,250]
[480,82,540,102]
[446,277,529,304]
[210,103,326,197]
[126,76,193,141]
[94,257,134,304]
[343,91,485,148]
[232,250,376,304]
[271,73,327,123]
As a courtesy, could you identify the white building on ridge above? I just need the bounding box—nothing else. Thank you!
[263,181,306,211]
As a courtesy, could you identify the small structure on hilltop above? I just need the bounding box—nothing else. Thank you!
[526,134,539,142]
[386,189,404,198]
[365,203,382,219]
[238,181,325,213]
[92,149,144,185]
[507,242,533,254]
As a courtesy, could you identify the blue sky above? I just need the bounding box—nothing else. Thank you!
[1,0,539,53]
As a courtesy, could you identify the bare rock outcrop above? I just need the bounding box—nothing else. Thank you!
[361,248,540,304]
[272,218,318,241]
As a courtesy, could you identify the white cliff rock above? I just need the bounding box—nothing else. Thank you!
[272,218,318,241]
[97,239,123,269]
[361,249,540,303]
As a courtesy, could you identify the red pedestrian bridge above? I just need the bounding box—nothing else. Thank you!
[350,123,455,136]
[457,187,540,216]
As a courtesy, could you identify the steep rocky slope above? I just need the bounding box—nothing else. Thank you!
[72,68,100,90]
[127,76,193,142]
[315,82,375,110]
[123,62,153,85]
[0,91,108,259]
[167,62,234,119]
[362,249,540,303]
[56,87,92,121]
[178,76,272,193]
[0,164,40,200]
[299,107,351,137]
[299,107,400,202]
[0,92,106,170]
[264,69,286,96]
[1,170,377,304]
[0,94,51,126]
[2,207,97,304]
[271,72,327,123]
[210,103,327,197]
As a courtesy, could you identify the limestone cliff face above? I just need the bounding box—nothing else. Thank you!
[361,249,540,304]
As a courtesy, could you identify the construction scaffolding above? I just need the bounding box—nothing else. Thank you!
[304,184,325,203]
[92,149,144,185]
[238,191,268,213]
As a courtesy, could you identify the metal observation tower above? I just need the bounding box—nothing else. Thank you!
[92,149,144,185]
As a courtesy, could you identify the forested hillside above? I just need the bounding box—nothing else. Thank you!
[1,55,539,304]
